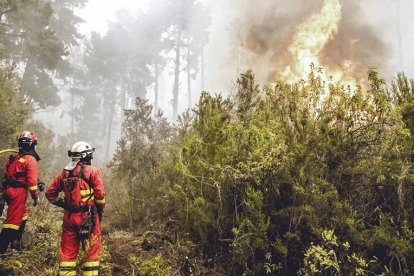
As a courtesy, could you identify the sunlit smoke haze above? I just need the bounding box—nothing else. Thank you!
[76,0,150,34]
[71,0,414,108]
[34,0,414,164]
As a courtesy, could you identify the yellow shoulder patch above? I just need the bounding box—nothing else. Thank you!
[18,158,26,163]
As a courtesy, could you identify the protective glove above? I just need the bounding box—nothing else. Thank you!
[96,206,104,222]
[97,210,103,222]
[33,197,39,206]
[37,181,45,192]
[54,198,66,209]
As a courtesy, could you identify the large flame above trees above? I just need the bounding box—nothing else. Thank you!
[280,0,356,87]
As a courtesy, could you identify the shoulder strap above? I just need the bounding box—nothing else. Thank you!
[59,164,93,189]
[78,164,95,203]
[78,164,93,188]
[61,168,72,180]
[59,169,68,190]
[77,164,84,178]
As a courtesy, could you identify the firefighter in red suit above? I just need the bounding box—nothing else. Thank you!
[0,131,40,253]
[46,141,105,276]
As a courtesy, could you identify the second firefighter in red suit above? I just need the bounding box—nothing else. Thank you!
[46,141,105,276]
[0,131,41,254]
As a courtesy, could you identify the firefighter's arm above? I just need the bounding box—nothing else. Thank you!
[26,156,39,200]
[91,168,106,215]
[46,173,65,208]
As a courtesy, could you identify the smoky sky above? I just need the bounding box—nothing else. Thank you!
[228,0,390,83]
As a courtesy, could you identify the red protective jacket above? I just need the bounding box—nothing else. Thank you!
[46,162,106,212]
[4,153,39,199]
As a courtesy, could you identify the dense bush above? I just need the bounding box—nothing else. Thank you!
[0,205,61,275]
[110,68,414,274]
[109,98,175,229]
[0,64,30,150]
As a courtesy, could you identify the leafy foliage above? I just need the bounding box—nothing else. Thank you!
[0,206,61,275]
[0,0,84,106]
[111,68,414,274]
[109,98,174,229]
[0,64,29,150]
[4,58,414,274]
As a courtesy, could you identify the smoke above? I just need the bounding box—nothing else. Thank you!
[206,0,393,86]
[229,0,323,82]
[323,1,390,82]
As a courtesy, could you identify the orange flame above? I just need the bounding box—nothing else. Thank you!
[281,0,356,87]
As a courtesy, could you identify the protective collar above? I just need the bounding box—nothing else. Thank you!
[64,160,80,170]
[19,148,41,161]
[64,159,91,170]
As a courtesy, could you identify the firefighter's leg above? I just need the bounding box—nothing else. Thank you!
[10,216,27,251]
[0,188,26,254]
[82,216,101,276]
[0,228,18,254]
[59,261,77,276]
[59,213,80,276]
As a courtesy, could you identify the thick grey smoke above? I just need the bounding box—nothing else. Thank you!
[323,1,390,81]
[229,0,324,82]
[204,0,395,87]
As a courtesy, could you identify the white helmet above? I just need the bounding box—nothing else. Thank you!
[68,141,95,159]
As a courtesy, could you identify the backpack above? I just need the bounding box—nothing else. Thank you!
[60,164,94,212]
[2,154,27,189]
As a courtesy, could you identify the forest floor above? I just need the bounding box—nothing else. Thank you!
[0,203,218,275]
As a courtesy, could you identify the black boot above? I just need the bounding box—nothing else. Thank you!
[10,239,22,252]
[10,220,26,252]
[0,228,17,254]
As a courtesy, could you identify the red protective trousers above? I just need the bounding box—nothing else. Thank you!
[2,187,28,230]
[0,187,28,254]
[59,211,101,276]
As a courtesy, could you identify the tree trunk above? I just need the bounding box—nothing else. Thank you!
[201,46,205,91]
[121,79,127,110]
[105,95,116,160]
[154,63,159,113]
[128,171,134,230]
[187,45,192,109]
[187,65,191,109]
[395,0,404,70]
[172,30,182,121]
[21,58,34,99]
[398,163,410,227]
